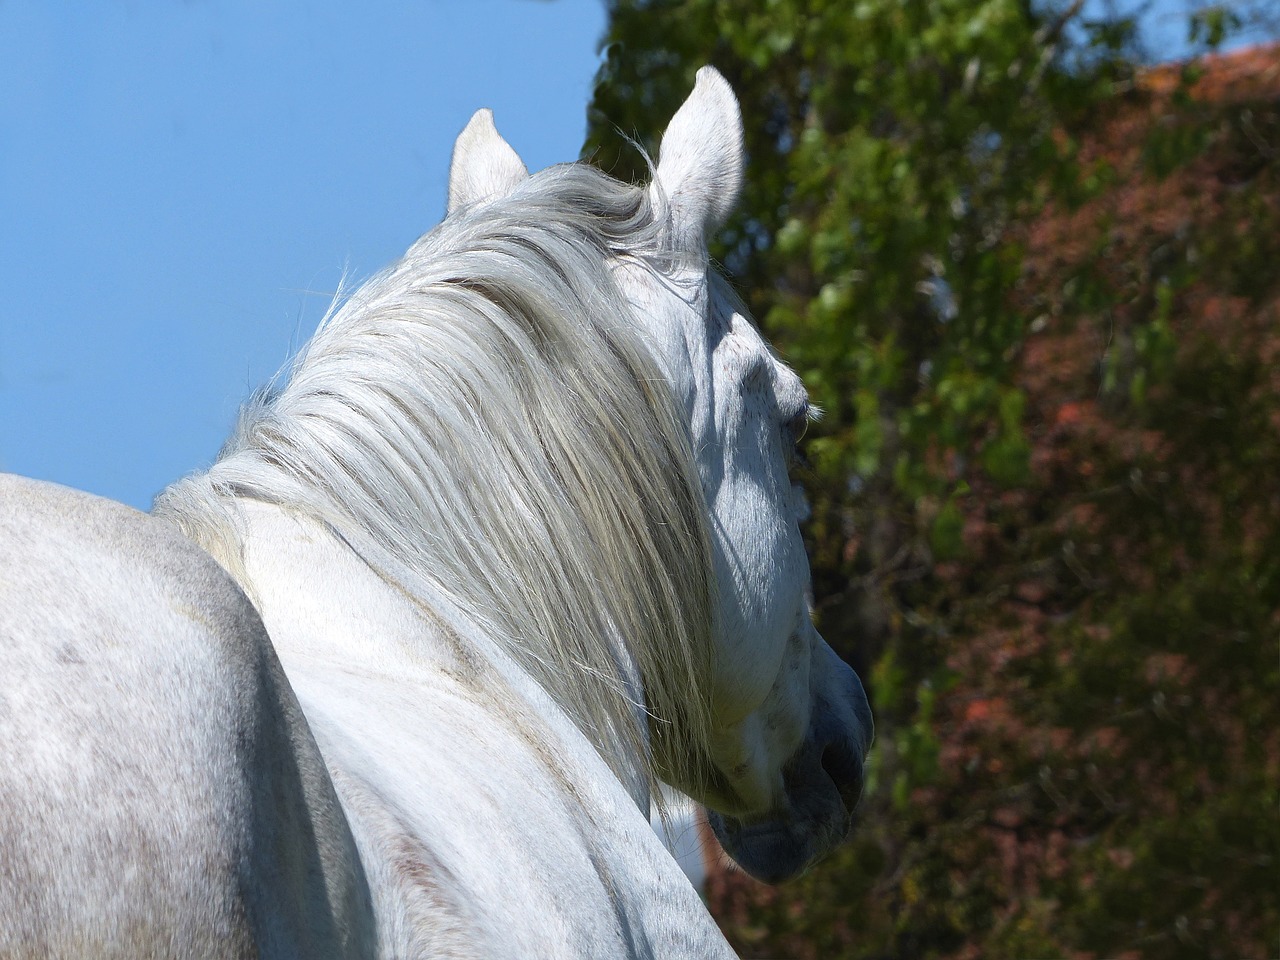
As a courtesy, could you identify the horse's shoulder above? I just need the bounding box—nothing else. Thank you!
[0,474,374,958]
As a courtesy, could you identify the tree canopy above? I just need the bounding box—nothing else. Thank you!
[586,3,1278,957]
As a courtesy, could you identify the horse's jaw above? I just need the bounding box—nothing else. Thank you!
[707,650,872,883]
[705,739,864,883]
[706,813,847,886]
[705,752,864,884]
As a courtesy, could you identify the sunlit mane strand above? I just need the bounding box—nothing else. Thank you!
[155,163,717,799]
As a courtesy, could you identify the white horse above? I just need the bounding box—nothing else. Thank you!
[0,68,872,958]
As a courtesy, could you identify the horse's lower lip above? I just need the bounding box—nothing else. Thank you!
[707,758,863,882]
[726,817,788,840]
[708,811,812,884]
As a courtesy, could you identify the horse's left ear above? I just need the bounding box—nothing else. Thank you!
[447,109,529,214]
[653,66,744,246]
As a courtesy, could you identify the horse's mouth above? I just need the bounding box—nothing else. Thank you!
[700,635,872,884]
[706,742,864,884]
[706,801,852,884]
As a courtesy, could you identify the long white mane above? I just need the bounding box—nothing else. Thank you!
[155,163,719,799]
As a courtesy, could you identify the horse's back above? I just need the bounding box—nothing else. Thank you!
[0,475,373,959]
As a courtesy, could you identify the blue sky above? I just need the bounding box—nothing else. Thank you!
[0,1,1261,511]
[0,0,607,509]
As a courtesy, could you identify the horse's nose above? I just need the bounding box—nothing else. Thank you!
[821,735,866,818]
[811,642,873,819]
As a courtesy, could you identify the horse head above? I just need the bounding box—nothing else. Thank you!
[444,68,873,884]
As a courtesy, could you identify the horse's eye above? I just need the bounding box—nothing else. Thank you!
[785,405,810,446]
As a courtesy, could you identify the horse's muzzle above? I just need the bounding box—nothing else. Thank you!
[709,655,872,884]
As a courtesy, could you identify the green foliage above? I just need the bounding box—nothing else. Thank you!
[587,0,1111,515]
[1188,5,1242,48]
[587,3,1278,958]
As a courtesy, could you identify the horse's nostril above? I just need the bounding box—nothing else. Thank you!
[821,741,865,814]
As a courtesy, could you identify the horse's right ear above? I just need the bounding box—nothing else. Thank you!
[447,109,528,214]
[652,66,744,246]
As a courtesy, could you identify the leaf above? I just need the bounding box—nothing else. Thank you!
[930,499,965,560]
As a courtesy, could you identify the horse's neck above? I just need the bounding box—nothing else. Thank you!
[227,501,464,674]
[208,501,738,958]
[220,499,652,810]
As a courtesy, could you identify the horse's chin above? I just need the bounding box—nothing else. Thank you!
[706,752,861,883]
[707,801,851,884]
[707,719,867,883]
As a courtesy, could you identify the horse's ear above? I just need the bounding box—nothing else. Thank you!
[447,109,529,214]
[652,66,744,246]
